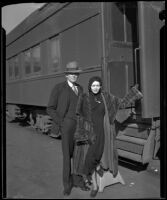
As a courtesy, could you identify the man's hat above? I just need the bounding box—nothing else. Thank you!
[64,61,82,74]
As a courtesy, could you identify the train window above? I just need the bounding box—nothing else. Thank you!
[49,37,60,73]
[32,46,41,74]
[24,51,32,76]
[8,59,14,80]
[111,2,137,43]
[125,3,137,43]
[14,56,19,78]
[111,3,124,41]
[108,61,134,98]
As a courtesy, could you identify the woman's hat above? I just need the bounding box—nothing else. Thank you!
[65,61,82,74]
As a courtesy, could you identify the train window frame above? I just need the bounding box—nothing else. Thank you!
[23,50,32,77]
[48,36,61,74]
[111,2,138,44]
[13,55,20,79]
[108,61,134,99]
[111,3,124,42]
[23,45,42,78]
[7,58,14,80]
[31,45,42,75]
[7,55,20,82]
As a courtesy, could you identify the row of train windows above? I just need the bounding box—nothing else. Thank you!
[7,37,60,80]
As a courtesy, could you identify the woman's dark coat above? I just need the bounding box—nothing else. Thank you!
[73,85,143,177]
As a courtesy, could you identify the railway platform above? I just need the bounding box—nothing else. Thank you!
[4,121,161,199]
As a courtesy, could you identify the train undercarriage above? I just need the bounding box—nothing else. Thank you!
[6,104,53,134]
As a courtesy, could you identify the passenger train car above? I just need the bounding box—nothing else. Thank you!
[6,2,164,165]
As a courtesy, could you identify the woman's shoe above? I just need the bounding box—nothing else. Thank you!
[83,176,92,187]
[80,184,90,191]
[90,186,99,198]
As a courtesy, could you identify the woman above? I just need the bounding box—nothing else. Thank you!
[73,76,143,197]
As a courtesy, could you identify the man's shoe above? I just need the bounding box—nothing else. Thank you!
[63,184,73,196]
[49,133,61,139]
[63,189,72,196]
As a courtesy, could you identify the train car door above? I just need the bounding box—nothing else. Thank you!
[101,2,139,120]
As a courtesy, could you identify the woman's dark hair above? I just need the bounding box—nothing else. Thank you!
[88,76,102,92]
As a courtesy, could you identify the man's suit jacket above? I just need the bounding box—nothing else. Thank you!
[47,81,83,126]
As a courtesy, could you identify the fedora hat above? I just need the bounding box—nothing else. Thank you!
[64,61,82,74]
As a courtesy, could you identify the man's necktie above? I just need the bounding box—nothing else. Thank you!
[72,85,78,95]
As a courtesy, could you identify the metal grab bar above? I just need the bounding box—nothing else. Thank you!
[134,47,140,84]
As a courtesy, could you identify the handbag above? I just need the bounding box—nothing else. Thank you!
[74,116,96,145]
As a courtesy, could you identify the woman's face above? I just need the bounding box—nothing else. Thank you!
[91,81,101,94]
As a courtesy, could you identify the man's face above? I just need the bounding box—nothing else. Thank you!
[66,73,79,83]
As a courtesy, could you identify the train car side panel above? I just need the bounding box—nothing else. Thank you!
[61,14,102,71]
[6,3,100,59]
[138,2,162,118]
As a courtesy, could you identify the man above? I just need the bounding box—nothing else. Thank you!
[47,61,90,196]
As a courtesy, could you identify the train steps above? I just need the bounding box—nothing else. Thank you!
[116,123,156,165]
